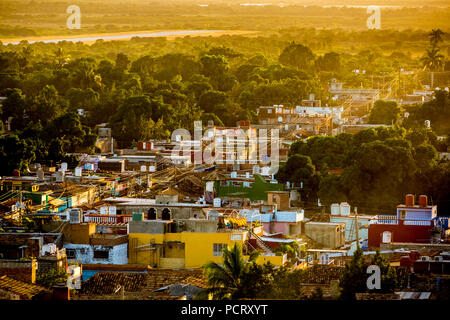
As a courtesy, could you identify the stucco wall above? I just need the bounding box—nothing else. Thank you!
[128,220,169,234]
[368,223,432,248]
[116,205,204,219]
[63,243,128,264]
[304,223,345,249]
[159,258,185,269]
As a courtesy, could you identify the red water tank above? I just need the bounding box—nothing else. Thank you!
[419,195,428,207]
[137,141,144,150]
[405,194,415,206]
[146,141,152,150]
[12,169,20,177]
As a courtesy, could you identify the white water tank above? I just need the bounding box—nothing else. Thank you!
[340,202,351,216]
[74,167,82,177]
[331,203,340,215]
[100,206,108,215]
[37,168,44,181]
[231,171,237,178]
[61,162,68,172]
[149,166,156,172]
[109,206,116,215]
[141,165,147,172]
[55,171,65,183]
[213,198,222,208]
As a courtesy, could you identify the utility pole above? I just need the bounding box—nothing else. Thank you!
[19,189,23,225]
[431,72,434,89]
[355,206,359,249]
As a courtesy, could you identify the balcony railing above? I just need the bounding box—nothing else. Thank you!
[83,214,132,224]
[369,216,433,227]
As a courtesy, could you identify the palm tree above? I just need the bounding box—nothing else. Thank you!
[53,47,70,70]
[428,29,445,47]
[421,46,445,71]
[202,243,259,300]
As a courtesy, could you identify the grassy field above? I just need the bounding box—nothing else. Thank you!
[0,30,258,45]
[0,0,449,40]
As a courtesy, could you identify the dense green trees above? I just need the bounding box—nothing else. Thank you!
[279,42,315,70]
[339,248,397,300]
[403,90,450,135]
[284,124,449,214]
[368,100,402,125]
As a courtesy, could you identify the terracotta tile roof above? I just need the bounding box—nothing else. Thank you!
[356,293,401,300]
[299,265,344,284]
[80,272,147,295]
[76,269,206,300]
[180,275,209,289]
[0,275,51,300]
[145,269,204,291]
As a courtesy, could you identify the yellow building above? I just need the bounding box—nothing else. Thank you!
[128,220,286,269]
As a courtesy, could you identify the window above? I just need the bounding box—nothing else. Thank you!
[66,249,76,259]
[213,243,228,256]
[93,249,110,260]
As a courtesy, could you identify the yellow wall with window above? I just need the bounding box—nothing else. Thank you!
[128,232,247,268]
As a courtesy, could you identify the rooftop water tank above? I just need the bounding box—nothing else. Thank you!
[340,202,350,216]
[74,167,82,177]
[213,198,222,208]
[405,194,415,207]
[419,195,428,207]
[55,171,65,183]
[37,168,44,181]
[331,203,340,215]
[109,206,116,215]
